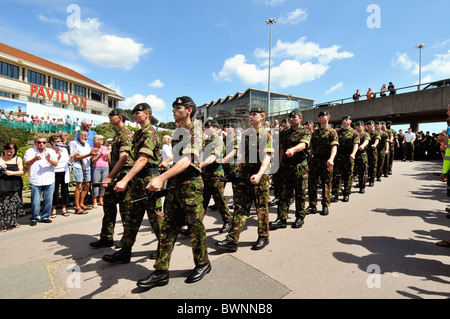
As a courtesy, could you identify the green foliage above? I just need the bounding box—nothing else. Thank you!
[0,123,35,153]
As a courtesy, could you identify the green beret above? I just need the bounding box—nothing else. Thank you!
[355,121,365,126]
[133,103,151,113]
[305,120,314,125]
[342,115,352,120]
[108,108,127,117]
[318,110,330,117]
[205,119,218,127]
[386,120,392,125]
[366,120,374,125]
[250,106,265,114]
[223,122,235,128]
[173,96,194,106]
[289,109,302,117]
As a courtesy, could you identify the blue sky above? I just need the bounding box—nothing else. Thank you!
[1,0,449,132]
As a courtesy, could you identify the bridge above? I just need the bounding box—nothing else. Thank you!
[272,80,450,130]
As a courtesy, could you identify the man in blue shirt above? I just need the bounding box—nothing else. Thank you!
[74,120,97,147]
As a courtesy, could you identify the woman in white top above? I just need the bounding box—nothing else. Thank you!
[161,135,173,166]
[69,130,97,214]
[49,134,72,217]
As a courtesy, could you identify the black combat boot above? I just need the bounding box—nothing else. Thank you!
[102,248,131,264]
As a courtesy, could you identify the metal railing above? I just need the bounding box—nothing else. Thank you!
[0,120,76,133]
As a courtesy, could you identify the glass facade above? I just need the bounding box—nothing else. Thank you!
[199,89,314,127]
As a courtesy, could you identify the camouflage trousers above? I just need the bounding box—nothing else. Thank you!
[202,169,232,223]
[119,174,163,250]
[387,144,395,172]
[308,157,333,207]
[332,155,354,196]
[277,161,308,220]
[367,149,378,183]
[154,176,208,271]
[223,162,239,199]
[100,173,131,240]
[355,152,368,189]
[376,149,386,178]
[227,171,270,244]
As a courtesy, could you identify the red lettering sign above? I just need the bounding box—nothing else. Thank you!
[29,84,89,107]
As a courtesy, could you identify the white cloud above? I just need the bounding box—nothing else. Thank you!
[325,82,344,95]
[278,9,308,25]
[38,14,64,24]
[214,37,353,89]
[104,80,123,96]
[393,50,450,83]
[121,94,166,111]
[58,18,151,70]
[149,79,165,88]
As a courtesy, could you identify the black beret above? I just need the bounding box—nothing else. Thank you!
[318,110,330,117]
[132,103,151,113]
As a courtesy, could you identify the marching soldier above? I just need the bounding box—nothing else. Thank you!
[365,120,380,187]
[385,121,397,175]
[331,115,359,203]
[354,121,370,193]
[216,106,273,252]
[200,119,232,233]
[306,110,339,216]
[102,103,163,263]
[375,121,390,182]
[89,108,134,249]
[138,96,210,289]
[221,122,240,210]
[269,109,311,230]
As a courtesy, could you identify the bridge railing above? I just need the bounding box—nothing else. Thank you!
[0,120,75,134]
[313,79,450,109]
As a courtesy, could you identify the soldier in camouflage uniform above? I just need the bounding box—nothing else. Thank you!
[354,121,370,193]
[221,122,239,210]
[200,119,232,233]
[216,106,273,252]
[102,103,163,264]
[306,110,339,216]
[365,120,380,187]
[385,121,397,175]
[375,121,390,182]
[331,115,359,203]
[269,109,311,230]
[137,96,210,290]
[89,109,134,249]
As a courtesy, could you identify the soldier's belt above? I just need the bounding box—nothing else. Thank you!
[136,167,159,178]
[203,164,223,174]
[174,170,202,181]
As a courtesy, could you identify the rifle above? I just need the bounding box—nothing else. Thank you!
[130,188,170,204]
[91,180,117,188]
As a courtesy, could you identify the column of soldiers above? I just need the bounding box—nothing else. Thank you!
[88,100,404,291]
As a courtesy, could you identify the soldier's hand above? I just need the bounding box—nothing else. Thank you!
[114,180,128,192]
[101,177,112,189]
[159,161,168,169]
[326,159,334,170]
[350,154,355,160]
[440,173,447,183]
[285,149,295,158]
[250,174,261,185]
[147,176,163,191]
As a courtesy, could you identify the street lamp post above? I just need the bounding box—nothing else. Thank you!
[266,18,276,118]
[415,44,427,90]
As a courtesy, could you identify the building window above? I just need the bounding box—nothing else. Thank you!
[91,110,101,115]
[91,90,102,101]
[28,97,41,104]
[0,61,19,79]
[52,78,67,92]
[27,70,46,86]
[73,84,86,97]
[0,91,12,98]
[53,102,66,109]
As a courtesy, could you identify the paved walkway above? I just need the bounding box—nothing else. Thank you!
[0,160,449,300]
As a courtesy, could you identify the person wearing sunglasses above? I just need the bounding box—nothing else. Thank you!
[24,136,58,226]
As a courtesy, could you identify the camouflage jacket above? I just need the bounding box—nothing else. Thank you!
[280,126,311,165]
[240,126,273,171]
[110,125,135,169]
[368,130,381,150]
[202,134,225,173]
[337,128,360,156]
[172,121,203,173]
[356,130,370,154]
[377,130,389,150]
[132,122,161,169]
[310,126,339,160]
